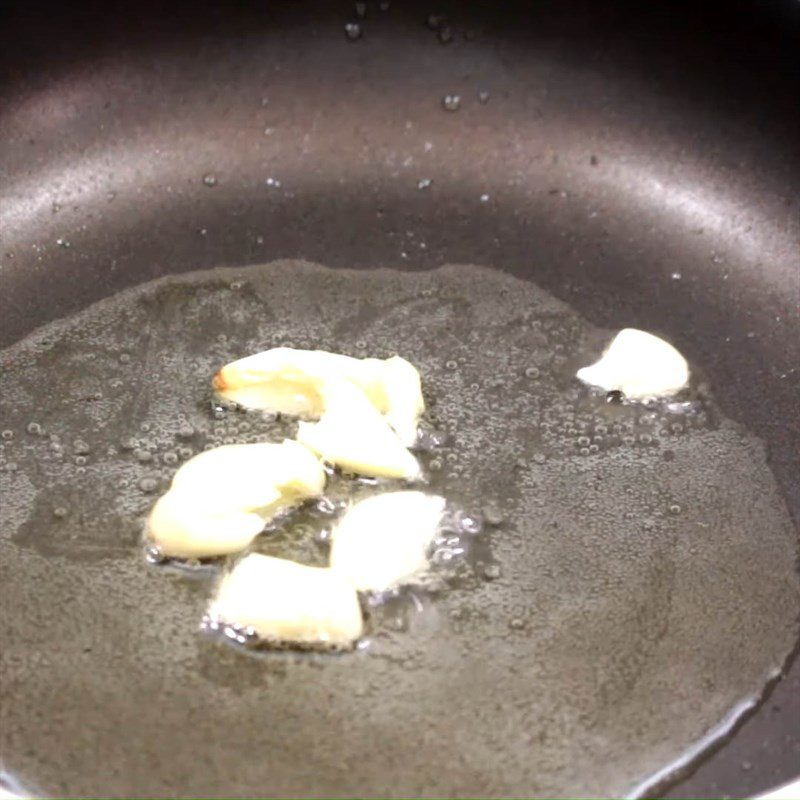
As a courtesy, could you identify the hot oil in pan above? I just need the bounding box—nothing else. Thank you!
[0,260,797,798]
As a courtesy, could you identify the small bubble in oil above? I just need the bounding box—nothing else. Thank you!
[427,13,445,30]
[145,544,166,564]
[441,94,461,112]
[431,547,456,565]
[315,528,332,544]
[416,428,449,450]
[202,174,218,187]
[482,503,505,526]
[138,476,160,493]
[437,25,454,43]
[454,510,483,535]
[388,615,407,632]
[176,424,195,439]
[316,496,345,515]
[200,614,219,633]
[344,22,362,40]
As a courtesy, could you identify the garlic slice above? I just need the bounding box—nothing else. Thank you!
[297,380,421,479]
[146,440,326,558]
[379,355,425,447]
[329,491,446,592]
[576,328,689,399]
[208,553,364,648]
[212,347,424,445]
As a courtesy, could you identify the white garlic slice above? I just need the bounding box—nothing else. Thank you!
[148,497,269,560]
[208,553,364,648]
[329,491,446,592]
[576,328,689,399]
[297,379,421,479]
[379,355,425,447]
[146,440,326,558]
[212,347,424,445]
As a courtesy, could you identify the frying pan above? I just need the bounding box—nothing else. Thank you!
[0,0,798,797]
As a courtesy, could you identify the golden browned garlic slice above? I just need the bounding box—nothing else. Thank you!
[146,440,326,558]
[576,328,689,399]
[212,347,424,446]
[208,553,364,648]
[329,491,446,592]
[296,379,421,479]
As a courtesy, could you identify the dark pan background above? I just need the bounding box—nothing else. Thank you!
[0,1,798,797]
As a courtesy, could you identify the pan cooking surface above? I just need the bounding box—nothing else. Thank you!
[1,0,799,795]
[0,260,797,797]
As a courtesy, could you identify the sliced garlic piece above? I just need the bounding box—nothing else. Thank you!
[576,328,689,399]
[378,356,425,447]
[170,440,325,508]
[146,439,326,558]
[208,553,364,648]
[329,491,446,592]
[147,494,270,559]
[297,379,421,479]
[212,347,424,444]
[212,348,357,416]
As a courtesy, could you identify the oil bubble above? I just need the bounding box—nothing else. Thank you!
[138,476,160,493]
[441,94,461,112]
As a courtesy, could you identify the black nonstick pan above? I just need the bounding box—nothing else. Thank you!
[1,1,799,798]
